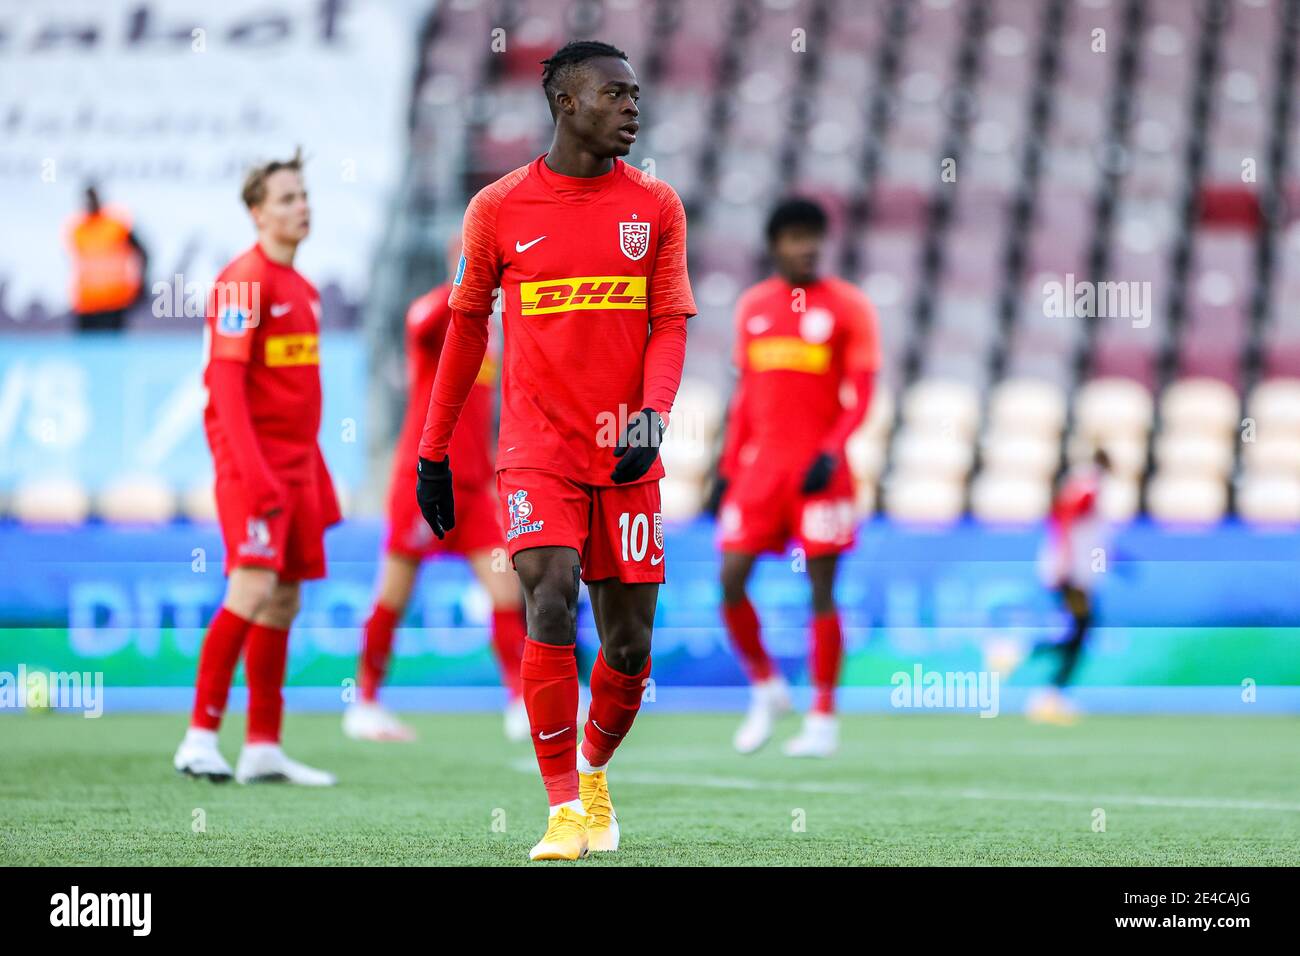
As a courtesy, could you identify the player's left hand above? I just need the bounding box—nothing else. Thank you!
[800,451,838,494]
[611,407,665,484]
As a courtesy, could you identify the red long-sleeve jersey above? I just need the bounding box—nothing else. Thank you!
[418,155,695,485]
[720,275,879,478]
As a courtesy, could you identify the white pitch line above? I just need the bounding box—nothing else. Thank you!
[508,761,1300,813]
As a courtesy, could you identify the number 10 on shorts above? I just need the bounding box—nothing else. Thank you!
[618,511,663,562]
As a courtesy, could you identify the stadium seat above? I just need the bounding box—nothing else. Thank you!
[883,474,965,525]
[900,379,981,440]
[1237,473,1300,525]
[13,478,91,526]
[987,377,1067,437]
[1160,377,1240,437]
[1146,473,1228,524]
[98,476,176,525]
[980,432,1060,478]
[1242,435,1300,475]
[1098,475,1141,523]
[846,431,888,481]
[891,428,975,480]
[1074,377,1155,439]
[1066,433,1148,479]
[1152,433,1235,479]
[1247,378,1300,436]
[970,471,1051,523]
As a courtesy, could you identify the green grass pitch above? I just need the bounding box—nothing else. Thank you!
[2,712,1297,866]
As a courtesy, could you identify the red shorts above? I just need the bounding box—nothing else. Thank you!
[718,463,856,558]
[498,469,664,584]
[386,482,504,560]
[215,473,329,580]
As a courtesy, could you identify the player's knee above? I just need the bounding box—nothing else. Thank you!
[226,569,278,619]
[262,586,301,627]
[810,583,836,615]
[720,569,748,605]
[601,626,652,675]
[526,567,579,642]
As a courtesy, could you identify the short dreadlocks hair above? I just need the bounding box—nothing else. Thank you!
[541,40,629,121]
[241,148,305,209]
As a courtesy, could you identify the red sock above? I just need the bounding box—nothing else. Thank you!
[520,637,579,805]
[190,607,254,731]
[581,650,650,768]
[359,603,400,703]
[245,623,290,744]
[811,610,843,715]
[490,607,526,700]
[723,596,774,682]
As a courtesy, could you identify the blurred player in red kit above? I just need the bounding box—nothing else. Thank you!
[1027,448,1114,724]
[415,41,694,860]
[173,150,341,786]
[343,235,528,743]
[710,198,878,758]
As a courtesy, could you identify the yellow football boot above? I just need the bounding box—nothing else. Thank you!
[579,770,620,852]
[528,806,589,861]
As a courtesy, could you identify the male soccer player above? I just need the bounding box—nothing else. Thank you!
[415,41,693,860]
[712,198,878,758]
[344,238,528,743]
[173,150,340,786]
[1025,448,1114,724]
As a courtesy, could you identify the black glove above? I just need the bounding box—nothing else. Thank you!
[800,451,838,495]
[416,455,455,539]
[703,474,729,518]
[610,407,665,484]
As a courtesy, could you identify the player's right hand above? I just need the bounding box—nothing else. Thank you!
[416,455,456,539]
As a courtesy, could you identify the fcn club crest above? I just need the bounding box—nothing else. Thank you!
[619,221,650,261]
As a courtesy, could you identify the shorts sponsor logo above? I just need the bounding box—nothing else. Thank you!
[619,220,651,261]
[519,276,646,315]
[505,489,545,541]
[238,517,277,559]
[264,333,320,367]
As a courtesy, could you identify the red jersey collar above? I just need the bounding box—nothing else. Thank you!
[253,241,297,272]
[533,153,623,203]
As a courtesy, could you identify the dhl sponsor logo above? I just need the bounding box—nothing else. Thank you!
[520,276,646,315]
[264,333,320,367]
[748,336,831,374]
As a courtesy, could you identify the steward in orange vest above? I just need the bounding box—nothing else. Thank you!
[65,185,148,331]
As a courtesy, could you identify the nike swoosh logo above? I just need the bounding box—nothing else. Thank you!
[591,719,622,738]
[538,727,569,740]
[650,553,664,565]
[269,303,292,317]
[515,236,546,253]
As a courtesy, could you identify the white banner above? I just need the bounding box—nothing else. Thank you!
[0,0,425,320]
